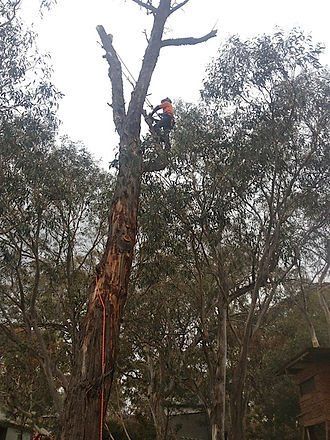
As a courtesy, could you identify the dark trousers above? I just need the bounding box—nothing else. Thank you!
[154,114,173,133]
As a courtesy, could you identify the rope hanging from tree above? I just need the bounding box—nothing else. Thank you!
[102,41,154,109]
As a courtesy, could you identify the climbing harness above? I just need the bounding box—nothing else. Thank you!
[148,113,175,149]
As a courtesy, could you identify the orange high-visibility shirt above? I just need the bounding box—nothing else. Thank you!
[160,101,174,116]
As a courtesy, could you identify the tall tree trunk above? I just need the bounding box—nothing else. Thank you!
[61,136,143,439]
[209,302,227,440]
[149,392,174,440]
[146,351,176,440]
[230,391,246,440]
[319,290,330,344]
[230,359,248,440]
[59,2,217,437]
[318,260,330,344]
[229,293,256,440]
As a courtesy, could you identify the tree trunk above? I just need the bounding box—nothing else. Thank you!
[319,290,330,344]
[146,351,176,440]
[58,2,217,437]
[209,303,227,440]
[149,392,175,440]
[61,137,143,439]
[318,261,330,344]
[230,350,249,440]
[230,393,246,440]
[229,293,257,440]
[229,341,250,440]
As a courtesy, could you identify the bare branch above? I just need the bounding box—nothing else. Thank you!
[161,29,217,47]
[143,29,150,43]
[126,0,172,129]
[169,0,190,15]
[96,25,126,136]
[30,210,42,312]
[131,0,157,13]
[32,318,64,412]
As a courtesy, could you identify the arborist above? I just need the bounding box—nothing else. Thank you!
[150,97,175,149]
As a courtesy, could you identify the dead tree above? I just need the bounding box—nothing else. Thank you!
[60,1,216,438]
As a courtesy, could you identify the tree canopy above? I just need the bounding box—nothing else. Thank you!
[0,2,329,439]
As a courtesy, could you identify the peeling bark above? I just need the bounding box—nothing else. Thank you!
[61,136,143,440]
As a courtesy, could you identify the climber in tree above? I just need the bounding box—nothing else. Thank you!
[150,97,175,149]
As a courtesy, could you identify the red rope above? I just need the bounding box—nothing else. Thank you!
[98,290,107,440]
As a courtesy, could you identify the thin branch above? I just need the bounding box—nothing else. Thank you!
[230,281,256,301]
[0,0,22,27]
[143,29,150,43]
[30,316,64,412]
[161,29,217,47]
[105,423,116,440]
[30,209,42,312]
[115,382,133,440]
[131,0,157,13]
[169,0,190,15]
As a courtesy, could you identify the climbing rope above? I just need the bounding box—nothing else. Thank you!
[114,48,153,108]
[108,43,154,109]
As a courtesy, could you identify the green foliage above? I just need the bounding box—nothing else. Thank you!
[0,15,329,439]
[119,28,330,438]
[0,331,55,429]
[0,2,60,127]
[0,2,113,427]
[203,29,324,103]
[0,134,113,427]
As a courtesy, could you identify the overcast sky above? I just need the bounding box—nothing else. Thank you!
[21,0,330,165]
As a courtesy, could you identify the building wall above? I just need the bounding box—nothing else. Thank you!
[295,363,330,428]
[169,412,210,440]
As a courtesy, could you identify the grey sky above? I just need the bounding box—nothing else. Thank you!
[22,0,330,164]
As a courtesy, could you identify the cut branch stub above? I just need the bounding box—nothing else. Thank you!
[96,25,126,136]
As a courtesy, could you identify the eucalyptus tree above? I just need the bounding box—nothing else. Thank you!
[0,0,58,125]
[1,0,214,436]
[0,2,112,434]
[188,29,328,440]
[0,136,112,433]
[123,29,329,440]
[60,1,217,438]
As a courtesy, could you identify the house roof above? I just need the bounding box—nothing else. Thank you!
[280,347,330,375]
